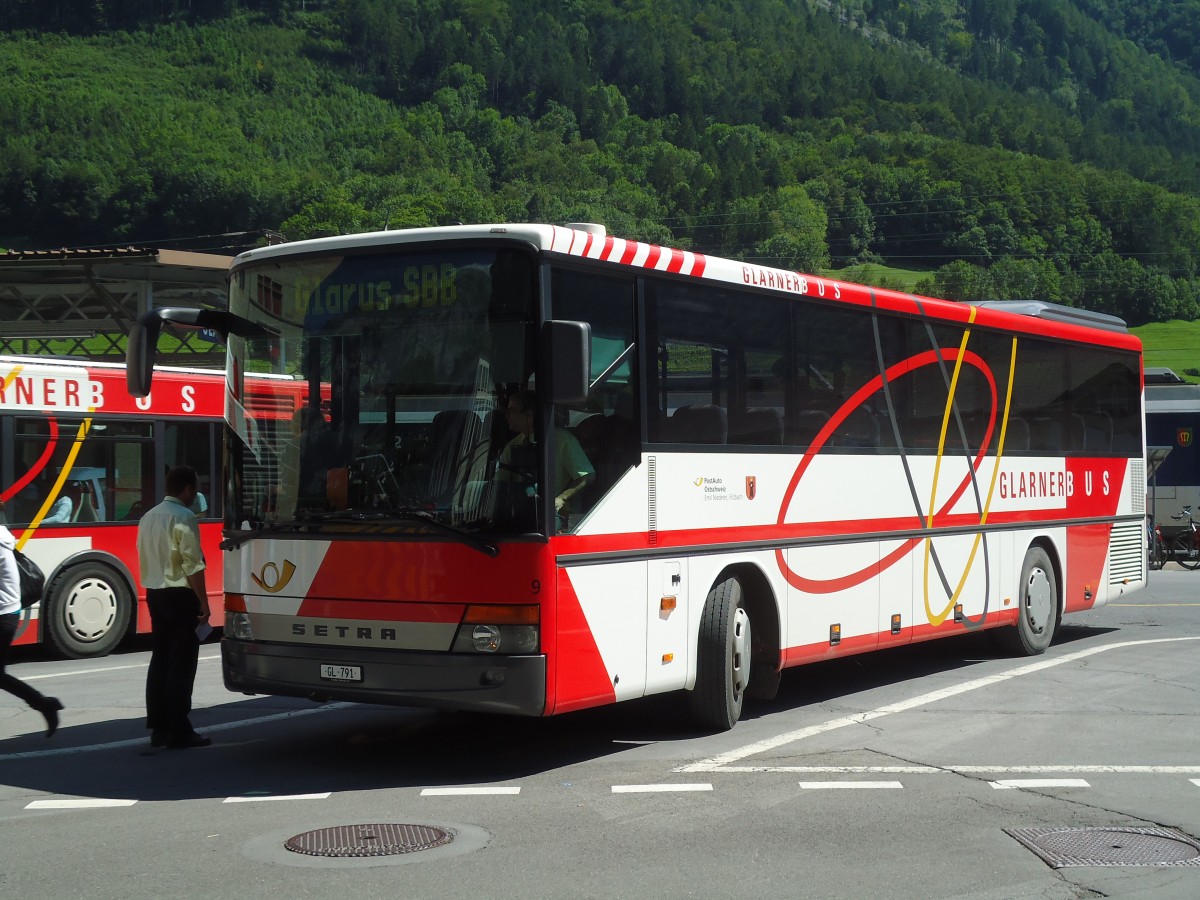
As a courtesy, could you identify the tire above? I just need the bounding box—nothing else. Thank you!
[996,546,1057,656]
[1150,537,1166,570]
[689,576,752,731]
[43,563,133,659]
[1172,529,1200,570]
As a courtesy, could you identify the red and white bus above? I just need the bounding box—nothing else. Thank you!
[2,355,308,658]
[129,224,1147,730]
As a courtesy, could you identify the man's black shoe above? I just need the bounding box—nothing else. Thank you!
[150,729,168,747]
[166,733,212,749]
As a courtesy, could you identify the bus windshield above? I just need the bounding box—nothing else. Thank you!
[227,245,541,535]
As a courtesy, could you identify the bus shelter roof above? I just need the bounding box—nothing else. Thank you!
[0,247,230,367]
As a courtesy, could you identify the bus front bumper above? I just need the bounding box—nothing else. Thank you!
[222,639,546,716]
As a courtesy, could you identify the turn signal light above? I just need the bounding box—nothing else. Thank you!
[463,604,538,625]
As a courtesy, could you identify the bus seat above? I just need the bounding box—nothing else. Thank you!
[1030,416,1064,452]
[670,405,727,444]
[1082,412,1112,452]
[832,408,879,449]
[73,490,99,523]
[789,409,828,447]
[571,413,611,461]
[481,408,510,478]
[730,408,783,445]
[1005,416,1030,451]
[428,410,483,500]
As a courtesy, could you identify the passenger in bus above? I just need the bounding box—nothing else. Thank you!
[42,481,84,524]
[496,390,594,525]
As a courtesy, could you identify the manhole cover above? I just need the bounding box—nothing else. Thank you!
[285,824,453,858]
[1007,826,1200,868]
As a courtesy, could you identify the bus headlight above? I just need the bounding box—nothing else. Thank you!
[451,605,539,654]
[226,611,254,641]
[471,625,502,652]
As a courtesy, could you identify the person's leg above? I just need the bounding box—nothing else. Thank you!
[145,590,173,741]
[0,612,62,736]
[155,588,203,744]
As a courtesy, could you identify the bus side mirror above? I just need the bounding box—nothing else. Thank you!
[544,320,591,406]
[127,309,171,397]
[127,308,267,397]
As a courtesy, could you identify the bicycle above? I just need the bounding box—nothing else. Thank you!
[1170,506,1200,570]
[1148,517,1168,570]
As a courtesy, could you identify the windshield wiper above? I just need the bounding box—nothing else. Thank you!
[289,509,499,557]
[219,520,313,551]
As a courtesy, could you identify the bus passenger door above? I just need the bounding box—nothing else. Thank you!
[646,560,689,694]
[558,561,648,707]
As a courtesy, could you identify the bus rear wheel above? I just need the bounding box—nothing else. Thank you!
[689,576,751,732]
[996,546,1057,657]
[43,563,132,659]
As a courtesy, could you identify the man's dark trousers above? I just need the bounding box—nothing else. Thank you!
[145,587,200,739]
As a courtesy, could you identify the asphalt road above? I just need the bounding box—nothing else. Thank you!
[2,568,1199,899]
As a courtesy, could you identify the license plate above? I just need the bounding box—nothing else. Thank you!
[320,664,362,682]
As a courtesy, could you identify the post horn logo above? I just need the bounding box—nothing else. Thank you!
[250,560,297,593]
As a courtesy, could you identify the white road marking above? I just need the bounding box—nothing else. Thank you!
[611,783,713,793]
[798,781,903,790]
[0,702,354,762]
[990,779,1090,790]
[708,765,1200,774]
[21,654,220,681]
[420,787,521,796]
[677,637,1200,774]
[25,798,138,809]
[223,793,331,803]
[1191,779,1200,788]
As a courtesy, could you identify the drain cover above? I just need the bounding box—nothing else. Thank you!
[285,824,453,858]
[1007,826,1200,868]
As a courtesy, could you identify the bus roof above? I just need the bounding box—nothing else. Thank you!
[233,223,1142,352]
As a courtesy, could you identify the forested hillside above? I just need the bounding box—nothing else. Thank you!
[3,0,1200,324]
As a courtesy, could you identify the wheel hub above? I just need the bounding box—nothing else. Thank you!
[1024,567,1053,635]
[64,578,119,642]
[731,607,751,698]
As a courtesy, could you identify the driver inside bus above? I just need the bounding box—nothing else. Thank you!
[496,390,594,526]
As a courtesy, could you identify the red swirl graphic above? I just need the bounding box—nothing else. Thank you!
[0,416,60,503]
[775,349,998,593]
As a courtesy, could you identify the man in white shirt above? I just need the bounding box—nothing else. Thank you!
[136,465,211,749]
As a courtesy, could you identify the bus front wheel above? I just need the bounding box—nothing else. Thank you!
[689,576,751,732]
[43,563,133,659]
[997,547,1057,657]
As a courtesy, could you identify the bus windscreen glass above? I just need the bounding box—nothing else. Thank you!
[226,247,540,534]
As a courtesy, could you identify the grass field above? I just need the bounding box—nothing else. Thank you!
[1130,320,1200,382]
[824,263,929,292]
